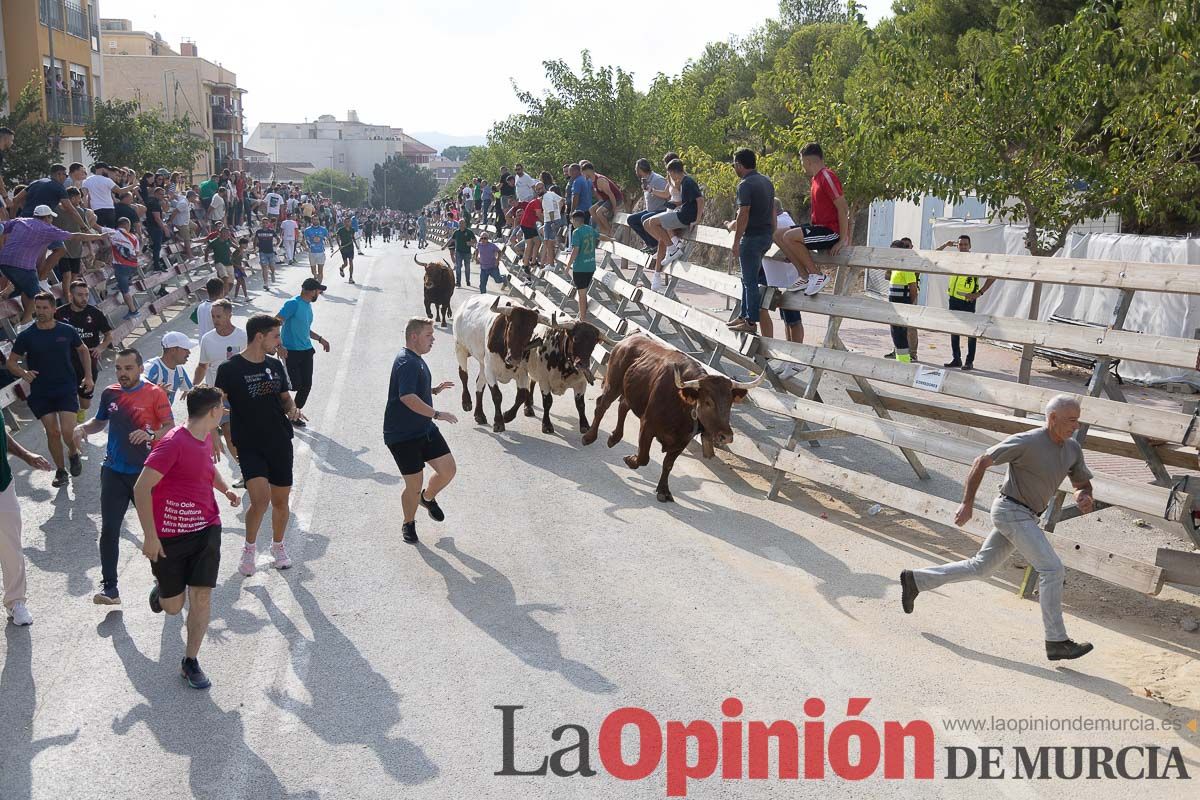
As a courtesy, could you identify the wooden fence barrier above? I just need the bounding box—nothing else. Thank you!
[424,208,1200,595]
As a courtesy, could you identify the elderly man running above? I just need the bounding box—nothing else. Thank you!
[900,394,1096,661]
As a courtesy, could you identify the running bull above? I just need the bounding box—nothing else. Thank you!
[508,314,620,434]
[581,335,763,502]
[415,253,455,325]
[454,294,544,432]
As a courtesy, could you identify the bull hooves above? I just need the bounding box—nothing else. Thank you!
[606,435,621,448]
[523,407,536,418]
[623,455,640,470]
[656,492,675,503]
[502,410,518,423]
[581,432,597,446]
[541,423,554,434]
[474,413,487,426]
[492,421,506,433]
[462,400,473,412]
[579,424,589,434]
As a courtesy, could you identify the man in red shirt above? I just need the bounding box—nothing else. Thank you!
[516,185,544,273]
[777,142,850,296]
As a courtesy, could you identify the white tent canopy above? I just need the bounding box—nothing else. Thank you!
[927,220,1200,385]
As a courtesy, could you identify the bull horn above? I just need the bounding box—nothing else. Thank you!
[673,368,702,390]
[414,253,430,268]
[551,313,577,330]
[732,370,767,390]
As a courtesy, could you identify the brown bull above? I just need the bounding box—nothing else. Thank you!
[415,253,455,325]
[581,335,762,502]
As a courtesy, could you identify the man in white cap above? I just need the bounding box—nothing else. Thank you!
[0,205,105,325]
[144,332,196,404]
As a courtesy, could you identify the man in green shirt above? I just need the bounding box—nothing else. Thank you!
[204,224,236,297]
[1,429,53,625]
[336,218,357,284]
[565,210,600,321]
[449,224,476,288]
[198,173,220,213]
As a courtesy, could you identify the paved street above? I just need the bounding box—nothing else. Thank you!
[2,240,1198,799]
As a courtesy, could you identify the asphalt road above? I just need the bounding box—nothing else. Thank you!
[2,240,1198,799]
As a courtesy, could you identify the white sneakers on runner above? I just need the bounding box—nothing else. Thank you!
[271,542,292,570]
[6,602,32,626]
[239,544,256,576]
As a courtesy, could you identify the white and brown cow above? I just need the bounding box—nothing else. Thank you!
[508,315,618,434]
[453,294,544,432]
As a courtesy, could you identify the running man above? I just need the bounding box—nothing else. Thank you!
[385,318,458,544]
[74,349,173,605]
[7,292,94,487]
[55,280,113,422]
[192,299,247,471]
[254,220,280,290]
[279,215,300,265]
[303,217,332,283]
[336,218,357,284]
[277,278,332,422]
[900,394,1096,662]
[215,315,304,576]
[134,385,240,689]
[144,332,195,404]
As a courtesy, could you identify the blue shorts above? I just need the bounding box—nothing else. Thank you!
[259,251,275,267]
[0,265,41,299]
[114,265,137,295]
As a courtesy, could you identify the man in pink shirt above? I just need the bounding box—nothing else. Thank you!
[133,386,239,689]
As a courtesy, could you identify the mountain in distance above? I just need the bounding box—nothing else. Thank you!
[410,131,486,155]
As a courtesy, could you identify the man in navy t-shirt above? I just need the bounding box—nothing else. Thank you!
[8,292,93,486]
[383,317,457,544]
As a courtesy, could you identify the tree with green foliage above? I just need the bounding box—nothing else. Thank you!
[0,73,65,184]
[84,99,208,175]
[441,146,476,162]
[371,155,438,211]
[303,168,368,207]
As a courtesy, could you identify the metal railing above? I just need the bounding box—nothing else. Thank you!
[211,110,238,132]
[39,0,65,31]
[65,1,88,38]
[45,90,94,125]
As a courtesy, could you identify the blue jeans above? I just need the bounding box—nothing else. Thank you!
[479,267,502,294]
[454,248,471,284]
[913,496,1068,642]
[738,232,773,323]
[627,210,659,249]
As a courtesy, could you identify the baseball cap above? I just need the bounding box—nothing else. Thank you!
[33,205,57,218]
[161,331,197,350]
[301,278,327,292]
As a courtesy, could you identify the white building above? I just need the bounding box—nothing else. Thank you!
[246,111,436,187]
[425,157,463,189]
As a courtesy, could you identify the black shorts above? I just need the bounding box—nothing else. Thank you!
[27,389,79,419]
[790,223,840,251]
[387,428,451,476]
[572,270,594,289]
[151,524,222,598]
[55,256,81,282]
[238,440,294,487]
[340,246,355,261]
[521,225,540,241]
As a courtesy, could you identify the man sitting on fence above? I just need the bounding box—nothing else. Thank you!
[900,394,1096,662]
[775,142,848,297]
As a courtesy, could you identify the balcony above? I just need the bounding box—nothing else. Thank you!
[39,0,64,31]
[45,90,94,126]
[65,2,88,38]
[211,110,239,132]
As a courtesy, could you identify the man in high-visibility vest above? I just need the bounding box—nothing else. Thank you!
[940,235,994,370]
[886,239,919,362]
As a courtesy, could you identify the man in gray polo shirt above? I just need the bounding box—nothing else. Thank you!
[627,158,669,253]
[900,394,1096,661]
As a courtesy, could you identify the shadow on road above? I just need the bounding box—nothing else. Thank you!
[99,614,318,799]
[0,626,79,800]
[294,429,400,485]
[418,535,618,695]
[245,540,438,787]
[22,480,98,598]
[489,426,891,619]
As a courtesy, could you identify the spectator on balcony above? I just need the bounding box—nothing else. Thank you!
[83,163,120,228]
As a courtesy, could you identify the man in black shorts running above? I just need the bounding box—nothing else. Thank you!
[215,315,305,576]
[336,218,356,284]
[55,280,113,422]
[385,318,458,544]
[134,386,239,688]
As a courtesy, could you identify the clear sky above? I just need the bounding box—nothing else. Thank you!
[100,0,895,143]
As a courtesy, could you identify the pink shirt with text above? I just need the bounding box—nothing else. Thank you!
[143,427,220,538]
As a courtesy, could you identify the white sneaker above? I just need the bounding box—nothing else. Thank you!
[783,276,808,293]
[271,541,293,570]
[7,602,32,626]
[803,273,829,296]
[238,544,257,576]
[661,245,683,267]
